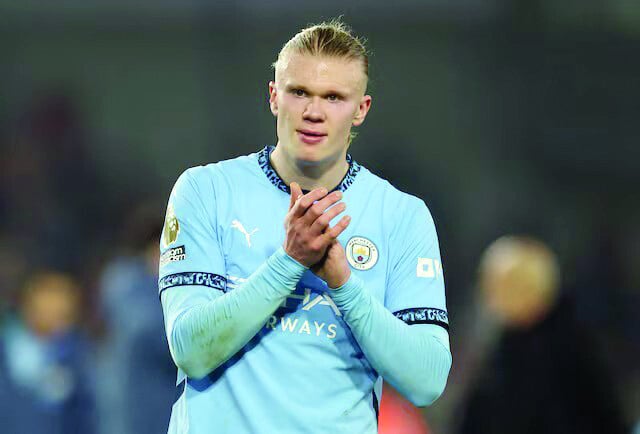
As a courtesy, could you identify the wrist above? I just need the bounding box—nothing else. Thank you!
[331,273,364,306]
[263,247,308,293]
[327,268,351,289]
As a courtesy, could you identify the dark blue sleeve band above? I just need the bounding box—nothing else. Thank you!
[392,308,449,331]
[158,272,227,296]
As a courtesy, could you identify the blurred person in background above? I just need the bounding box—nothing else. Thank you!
[454,236,627,434]
[96,202,175,434]
[0,271,95,433]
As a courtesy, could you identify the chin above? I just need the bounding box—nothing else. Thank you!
[293,143,327,164]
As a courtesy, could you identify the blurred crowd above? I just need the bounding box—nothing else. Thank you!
[0,92,638,434]
[0,93,175,433]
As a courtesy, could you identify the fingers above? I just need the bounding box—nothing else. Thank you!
[289,182,303,210]
[324,215,351,240]
[300,190,343,226]
[290,187,328,218]
[310,202,346,235]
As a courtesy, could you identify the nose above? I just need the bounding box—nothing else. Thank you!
[302,97,325,123]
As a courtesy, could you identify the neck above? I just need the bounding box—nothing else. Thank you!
[270,144,350,191]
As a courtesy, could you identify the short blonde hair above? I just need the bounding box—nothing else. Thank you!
[273,18,369,83]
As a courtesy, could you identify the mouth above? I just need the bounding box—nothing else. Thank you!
[297,129,327,145]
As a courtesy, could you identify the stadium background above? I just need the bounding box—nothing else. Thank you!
[0,1,638,433]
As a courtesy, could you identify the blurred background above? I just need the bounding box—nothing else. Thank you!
[0,1,638,433]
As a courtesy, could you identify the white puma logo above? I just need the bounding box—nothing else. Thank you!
[231,220,259,247]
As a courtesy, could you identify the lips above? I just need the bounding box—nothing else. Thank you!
[298,129,326,137]
[297,129,327,144]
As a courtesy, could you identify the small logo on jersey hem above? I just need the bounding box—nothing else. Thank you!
[160,245,186,268]
[346,236,378,271]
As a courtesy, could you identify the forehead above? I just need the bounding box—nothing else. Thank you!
[277,53,366,93]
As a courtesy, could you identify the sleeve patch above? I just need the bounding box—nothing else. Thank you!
[159,245,186,268]
[162,202,180,248]
[158,272,227,295]
[393,307,449,330]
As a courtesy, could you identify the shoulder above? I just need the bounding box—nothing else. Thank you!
[357,165,433,223]
[173,150,262,197]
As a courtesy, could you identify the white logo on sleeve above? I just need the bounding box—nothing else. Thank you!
[231,220,259,247]
[417,258,443,278]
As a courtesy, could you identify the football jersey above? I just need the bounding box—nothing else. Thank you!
[159,145,448,433]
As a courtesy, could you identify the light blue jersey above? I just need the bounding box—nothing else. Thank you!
[159,146,449,433]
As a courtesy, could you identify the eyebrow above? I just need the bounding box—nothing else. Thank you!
[285,84,349,98]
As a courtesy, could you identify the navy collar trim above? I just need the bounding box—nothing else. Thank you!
[257,145,361,194]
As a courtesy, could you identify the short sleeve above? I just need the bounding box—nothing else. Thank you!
[385,199,449,331]
[158,168,227,296]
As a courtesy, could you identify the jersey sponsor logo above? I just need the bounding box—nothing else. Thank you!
[416,257,443,278]
[281,288,342,317]
[158,272,227,294]
[265,315,338,339]
[264,288,342,339]
[393,307,449,330]
[160,245,186,268]
[162,202,180,247]
[231,220,259,247]
[346,236,379,271]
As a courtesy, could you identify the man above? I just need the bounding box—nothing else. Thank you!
[0,271,95,434]
[455,236,627,434]
[159,19,451,433]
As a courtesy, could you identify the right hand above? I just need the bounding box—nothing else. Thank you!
[283,182,351,267]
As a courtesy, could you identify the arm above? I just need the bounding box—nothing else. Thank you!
[162,248,305,379]
[313,197,451,407]
[331,274,451,407]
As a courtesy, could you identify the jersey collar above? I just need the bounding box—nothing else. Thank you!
[257,145,361,194]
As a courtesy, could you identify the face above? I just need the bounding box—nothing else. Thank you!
[269,53,372,164]
[23,285,79,337]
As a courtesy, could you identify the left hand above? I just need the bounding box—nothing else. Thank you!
[312,239,351,289]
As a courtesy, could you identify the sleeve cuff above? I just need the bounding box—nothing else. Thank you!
[260,247,308,293]
[331,273,366,309]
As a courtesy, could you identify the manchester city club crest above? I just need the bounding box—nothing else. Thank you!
[162,202,180,247]
[346,236,378,271]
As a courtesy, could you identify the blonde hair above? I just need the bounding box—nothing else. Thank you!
[273,18,369,83]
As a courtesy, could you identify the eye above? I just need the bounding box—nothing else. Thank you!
[292,89,306,97]
[327,94,339,101]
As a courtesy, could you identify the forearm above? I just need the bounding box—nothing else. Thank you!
[332,274,452,407]
[164,247,306,379]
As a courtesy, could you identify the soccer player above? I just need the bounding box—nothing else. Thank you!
[159,19,451,433]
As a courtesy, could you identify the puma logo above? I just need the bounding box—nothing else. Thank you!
[231,220,259,247]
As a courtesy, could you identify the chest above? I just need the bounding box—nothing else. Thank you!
[215,188,390,305]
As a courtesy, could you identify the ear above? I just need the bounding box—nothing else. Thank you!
[352,94,372,127]
[268,81,278,116]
